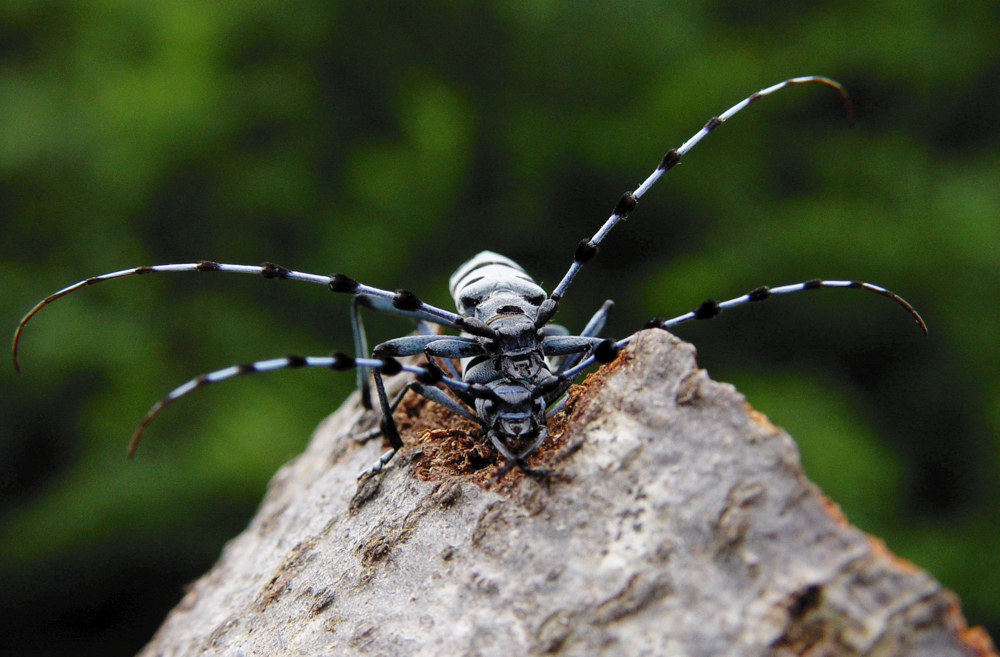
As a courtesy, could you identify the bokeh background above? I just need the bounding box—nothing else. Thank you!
[2,1,998,654]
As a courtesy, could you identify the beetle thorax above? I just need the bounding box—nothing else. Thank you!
[485,310,546,381]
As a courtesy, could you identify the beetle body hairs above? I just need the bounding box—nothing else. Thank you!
[13,76,926,480]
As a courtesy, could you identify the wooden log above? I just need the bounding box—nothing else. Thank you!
[138,330,996,656]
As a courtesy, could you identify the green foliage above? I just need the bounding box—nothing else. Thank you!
[2,1,997,653]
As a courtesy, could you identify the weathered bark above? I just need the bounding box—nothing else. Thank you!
[138,330,996,657]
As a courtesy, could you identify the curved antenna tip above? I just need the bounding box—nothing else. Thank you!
[127,429,143,460]
[127,404,163,459]
[12,317,32,375]
[12,297,61,376]
[890,292,927,336]
[812,76,854,129]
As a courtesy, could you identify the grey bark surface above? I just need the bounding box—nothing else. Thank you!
[138,330,995,657]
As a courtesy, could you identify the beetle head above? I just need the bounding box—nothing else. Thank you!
[475,381,549,461]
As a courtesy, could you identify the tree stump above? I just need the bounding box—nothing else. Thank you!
[138,330,996,656]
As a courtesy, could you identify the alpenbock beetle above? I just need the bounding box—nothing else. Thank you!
[12,76,926,479]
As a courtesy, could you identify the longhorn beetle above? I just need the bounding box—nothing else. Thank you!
[12,76,927,480]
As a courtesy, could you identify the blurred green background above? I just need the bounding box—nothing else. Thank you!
[1,1,997,654]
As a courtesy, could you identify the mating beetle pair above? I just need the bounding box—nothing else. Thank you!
[12,76,926,479]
